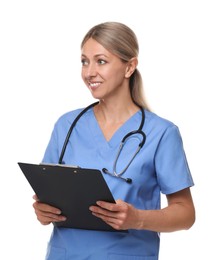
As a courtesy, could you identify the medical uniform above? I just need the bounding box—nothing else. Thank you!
[42,106,194,260]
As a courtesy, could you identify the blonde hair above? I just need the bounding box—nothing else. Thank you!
[81,22,150,110]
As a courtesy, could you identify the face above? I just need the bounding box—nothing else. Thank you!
[81,38,131,101]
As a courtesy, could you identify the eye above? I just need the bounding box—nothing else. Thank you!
[81,59,88,66]
[97,59,106,65]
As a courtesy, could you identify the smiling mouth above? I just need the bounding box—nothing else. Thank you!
[88,82,101,89]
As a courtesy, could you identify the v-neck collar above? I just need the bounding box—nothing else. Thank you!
[87,108,143,150]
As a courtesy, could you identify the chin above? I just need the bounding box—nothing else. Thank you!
[90,92,104,100]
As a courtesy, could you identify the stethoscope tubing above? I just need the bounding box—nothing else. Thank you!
[58,101,146,183]
[58,101,99,164]
[113,130,146,177]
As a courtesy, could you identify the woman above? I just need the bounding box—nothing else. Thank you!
[33,21,195,260]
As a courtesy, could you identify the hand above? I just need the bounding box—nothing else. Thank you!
[32,194,66,225]
[89,199,141,230]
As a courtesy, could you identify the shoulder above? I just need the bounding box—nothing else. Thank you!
[53,107,86,130]
[55,102,98,126]
[142,110,187,152]
[58,108,83,122]
[142,109,183,143]
[144,109,177,130]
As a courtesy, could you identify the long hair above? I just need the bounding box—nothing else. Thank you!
[81,22,150,110]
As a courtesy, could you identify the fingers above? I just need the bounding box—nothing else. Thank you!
[89,200,129,230]
[32,194,39,201]
[32,199,66,225]
[96,199,124,212]
[89,200,127,216]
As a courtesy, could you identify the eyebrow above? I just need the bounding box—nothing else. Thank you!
[81,54,109,59]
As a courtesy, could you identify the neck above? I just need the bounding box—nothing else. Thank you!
[94,100,140,124]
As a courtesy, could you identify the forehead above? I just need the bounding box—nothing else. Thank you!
[81,38,111,57]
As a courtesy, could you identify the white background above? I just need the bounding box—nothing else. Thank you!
[0,0,218,259]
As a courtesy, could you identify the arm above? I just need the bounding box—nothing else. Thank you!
[89,187,195,232]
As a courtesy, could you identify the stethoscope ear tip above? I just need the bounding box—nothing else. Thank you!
[102,168,108,174]
[126,178,132,184]
[102,168,132,184]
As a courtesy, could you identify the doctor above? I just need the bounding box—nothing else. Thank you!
[33,21,195,260]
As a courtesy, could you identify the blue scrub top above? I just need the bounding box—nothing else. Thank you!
[42,107,194,260]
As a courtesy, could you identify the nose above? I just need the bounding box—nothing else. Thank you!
[85,63,97,79]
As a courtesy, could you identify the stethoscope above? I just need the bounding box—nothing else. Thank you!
[58,101,146,184]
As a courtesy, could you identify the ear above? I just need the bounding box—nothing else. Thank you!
[125,57,138,78]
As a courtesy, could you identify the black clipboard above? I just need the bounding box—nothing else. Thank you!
[18,162,122,232]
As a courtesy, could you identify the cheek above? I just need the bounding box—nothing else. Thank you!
[110,71,126,85]
[81,68,84,78]
[105,67,125,81]
[81,69,87,83]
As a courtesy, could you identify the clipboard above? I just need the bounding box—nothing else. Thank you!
[18,162,123,232]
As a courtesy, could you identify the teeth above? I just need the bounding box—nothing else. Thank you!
[89,82,100,87]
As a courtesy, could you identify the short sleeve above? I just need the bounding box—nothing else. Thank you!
[42,123,60,163]
[155,125,194,194]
